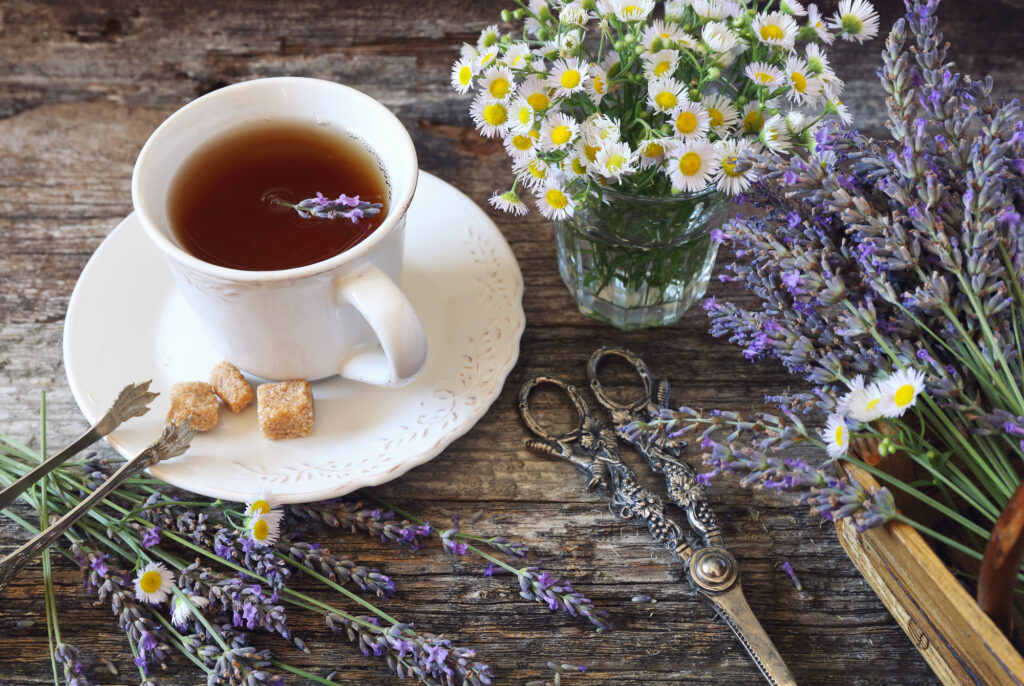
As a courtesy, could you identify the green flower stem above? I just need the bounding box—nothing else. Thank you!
[275,551,399,626]
[270,660,346,686]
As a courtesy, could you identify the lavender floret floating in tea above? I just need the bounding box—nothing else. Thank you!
[629,0,1024,574]
[275,192,383,223]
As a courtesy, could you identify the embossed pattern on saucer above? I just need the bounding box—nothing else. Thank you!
[63,172,524,503]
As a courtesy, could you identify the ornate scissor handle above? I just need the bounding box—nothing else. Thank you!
[586,347,656,416]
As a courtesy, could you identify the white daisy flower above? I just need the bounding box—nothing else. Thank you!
[638,137,674,170]
[525,0,551,36]
[752,11,799,49]
[785,111,808,135]
[598,0,654,22]
[595,140,636,181]
[548,57,590,98]
[823,413,850,459]
[459,44,479,62]
[671,100,710,141]
[489,189,529,216]
[507,97,537,133]
[475,46,501,70]
[502,44,533,70]
[760,114,792,152]
[249,511,282,548]
[664,0,691,22]
[828,0,880,43]
[782,0,808,16]
[692,0,741,21]
[586,64,610,105]
[701,21,742,54]
[821,70,845,100]
[559,1,591,27]
[840,375,886,423]
[702,94,740,136]
[469,94,512,137]
[564,152,591,179]
[807,4,835,44]
[785,55,823,105]
[503,130,538,159]
[642,49,680,80]
[715,138,756,195]
[741,102,766,135]
[133,561,175,605]
[534,182,575,220]
[580,113,620,145]
[477,24,502,51]
[555,28,584,57]
[479,66,516,101]
[450,58,478,94]
[514,155,553,189]
[245,488,281,518]
[744,61,785,89]
[539,112,580,151]
[805,44,834,78]
[880,368,927,418]
[825,94,852,124]
[668,140,721,192]
[641,19,687,51]
[518,76,553,113]
[647,76,686,113]
[171,594,210,629]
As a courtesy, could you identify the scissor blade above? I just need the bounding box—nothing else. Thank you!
[698,582,797,686]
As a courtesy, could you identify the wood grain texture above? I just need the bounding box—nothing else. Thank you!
[1,1,1022,684]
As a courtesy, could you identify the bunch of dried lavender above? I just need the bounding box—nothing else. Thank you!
[632,0,1024,572]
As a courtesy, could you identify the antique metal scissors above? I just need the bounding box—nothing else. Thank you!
[518,347,796,686]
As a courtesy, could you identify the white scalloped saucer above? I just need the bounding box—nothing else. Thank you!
[63,172,524,503]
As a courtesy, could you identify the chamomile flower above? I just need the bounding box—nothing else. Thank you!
[670,100,710,141]
[805,43,834,77]
[647,76,686,113]
[559,1,591,27]
[668,140,721,192]
[807,4,835,44]
[477,24,502,51]
[752,11,798,49]
[479,66,516,101]
[880,368,926,418]
[539,112,580,151]
[507,97,537,133]
[642,50,680,80]
[548,57,590,98]
[785,111,807,135]
[470,94,512,137]
[664,0,690,22]
[715,138,756,195]
[638,137,673,169]
[702,94,740,136]
[171,594,210,629]
[595,140,637,181]
[534,182,575,220]
[503,130,538,159]
[760,114,792,152]
[133,561,174,605]
[489,189,529,216]
[587,64,610,105]
[823,413,850,459]
[245,488,281,518]
[781,0,807,16]
[475,46,501,70]
[741,102,766,135]
[641,19,689,51]
[820,70,845,100]
[824,94,852,124]
[785,55,823,105]
[701,21,742,55]
[580,113,620,145]
[514,155,552,189]
[518,76,553,114]
[692,0,741,21]
[555,28,584,57]
[841,375,886,423]
[502,43,533,70]
[564,152,591,179]
[744,61,785,89]
[450,58,477,94]
[828,0,880,43]
[599,0,655,22]
[249,511,282,548]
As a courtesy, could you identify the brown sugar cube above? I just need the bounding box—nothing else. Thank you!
[167,382,220,432]
[209,361,254,413]
[257,380,314,439]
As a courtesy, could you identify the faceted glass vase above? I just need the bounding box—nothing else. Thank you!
[554,184,730,330]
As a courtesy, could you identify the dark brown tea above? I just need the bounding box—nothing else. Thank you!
[168,120,388,271]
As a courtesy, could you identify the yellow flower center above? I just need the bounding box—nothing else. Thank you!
[546,188,568,209]
[528,160,547,179]
[760,24,785,41]
[489,77,511,98]
[483,103,508,126]
[528,128,540,139]
[894,384,915,407]
[675,111,698,134]
[250,499,271,515]
[593,74,606,94]
[560,70,581,90]
[604,153,627,172]
[833,424,846,447]
[622,4,642,16]
[139,570,162,594]
[708,107,723,127]
[512,134,533,150]
[743,110,764,133]
[480,51,497,67]
[584,144,600,162]
[527,92,550,110]
[572,157,588,174]
[754,71,774,84]
[721,155,739,177]
[654,61,672,77]
[866,398,880,411]
[643,142,664,158]
[458,66,473,86]
[252,518,270,541]
[654,91,678,110]
[678,152,701,176]
[517,106,532,126]
[790,71,807,93]
[551,125,573,145]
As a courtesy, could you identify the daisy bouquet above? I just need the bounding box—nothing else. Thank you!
[628,0,1024,598]
[451,0,878,328]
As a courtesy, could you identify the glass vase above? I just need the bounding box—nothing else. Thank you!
[554,184,730,330]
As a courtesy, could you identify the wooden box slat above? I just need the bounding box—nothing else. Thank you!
[835,463,1024,686]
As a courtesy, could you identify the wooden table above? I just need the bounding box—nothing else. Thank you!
[1,1,1022,684]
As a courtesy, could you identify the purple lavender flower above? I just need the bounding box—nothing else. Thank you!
[780,562,802,591]
[140,526,161,549]
[276,192,383,223]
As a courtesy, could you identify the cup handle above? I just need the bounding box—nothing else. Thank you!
[334,264,428,387]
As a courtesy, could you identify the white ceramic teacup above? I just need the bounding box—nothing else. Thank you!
[132,77,427,386]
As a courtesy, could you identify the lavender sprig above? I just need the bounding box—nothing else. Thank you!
[275,192,382,223]
[295,500,434,550]
[285,541,396,599]
[54,643,90,686]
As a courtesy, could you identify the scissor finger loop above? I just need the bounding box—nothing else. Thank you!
[587,347,656,415]
[517,375,590,444]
